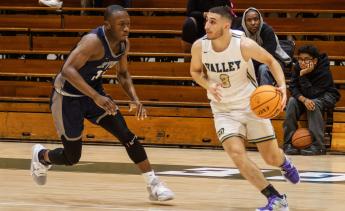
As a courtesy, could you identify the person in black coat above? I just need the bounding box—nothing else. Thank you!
[181,0,239,60]
[283,45,340,155]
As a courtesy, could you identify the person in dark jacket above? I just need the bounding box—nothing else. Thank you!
[240,7,291,85]
[283,45,340,155]
[181,0,238,61]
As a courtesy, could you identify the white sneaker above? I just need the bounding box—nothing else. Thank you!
[147,177,174,201]
[38,0,63,8]
[30,144,51,185]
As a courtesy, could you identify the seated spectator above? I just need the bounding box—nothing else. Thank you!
[283,45,340,155]
[240,7,291,85]
[39,0,62,8]
[181,0,237,61]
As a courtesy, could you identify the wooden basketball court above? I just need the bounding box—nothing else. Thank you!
[0,141,344,211]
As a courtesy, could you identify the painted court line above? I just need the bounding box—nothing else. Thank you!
[0,201,188,211]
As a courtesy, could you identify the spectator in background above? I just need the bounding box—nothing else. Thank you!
[181,0,238,61]
[283,45,340,155]
[240,7,292,85]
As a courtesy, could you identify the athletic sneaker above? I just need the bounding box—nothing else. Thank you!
[280,155,300,184]
[30,144,51,185]
[38,0,63,8]
[256,194,289,211]
[147,177,174,201]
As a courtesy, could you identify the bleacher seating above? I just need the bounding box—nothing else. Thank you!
[0,0,344,150]
[1,0,345,12]
[2,14,345,36]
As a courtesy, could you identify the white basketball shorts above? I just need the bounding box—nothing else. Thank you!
[211,101,276,144]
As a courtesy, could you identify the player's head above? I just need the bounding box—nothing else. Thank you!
[104,5,130,41]
[205,6,233,40]
[243,8,262,34]
[297,45,319,69]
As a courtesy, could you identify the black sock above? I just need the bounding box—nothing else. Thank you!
[38,149,51,166]
[261,184,283,199]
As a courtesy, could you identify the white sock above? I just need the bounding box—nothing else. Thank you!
[142,170,156,185]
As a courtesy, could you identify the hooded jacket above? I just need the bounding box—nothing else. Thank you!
[240,7,291,65]
[289,53,340,103]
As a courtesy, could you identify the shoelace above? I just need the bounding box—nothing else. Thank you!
[282,163,295,176]
[152,181,170,193]
[32,162,48,176]
[263,197,283,210]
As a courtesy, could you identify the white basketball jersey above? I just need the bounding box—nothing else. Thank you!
[201,30,258,108]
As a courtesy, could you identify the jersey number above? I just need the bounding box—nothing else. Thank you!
[91,70,105,81]
[219,74,231,88]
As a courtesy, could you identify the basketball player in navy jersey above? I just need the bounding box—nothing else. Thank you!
[30,5,174,201]
[190,6,299,210]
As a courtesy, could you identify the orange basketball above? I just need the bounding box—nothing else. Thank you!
[292,128,312,149]
[250,85,282,119]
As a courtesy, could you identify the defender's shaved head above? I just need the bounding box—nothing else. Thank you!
[104,5,126,21]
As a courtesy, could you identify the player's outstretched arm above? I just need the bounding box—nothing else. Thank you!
[117,39,147,120]
[240,37,287,109]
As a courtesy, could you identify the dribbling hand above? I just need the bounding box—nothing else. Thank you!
[129,101,147,120]
[93,94,117,115]
[276,85,287,111]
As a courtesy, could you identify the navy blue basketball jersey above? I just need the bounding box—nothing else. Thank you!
[54,26,126,97]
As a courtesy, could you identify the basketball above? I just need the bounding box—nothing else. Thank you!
[250,85,282,119]
[292,128,312,149]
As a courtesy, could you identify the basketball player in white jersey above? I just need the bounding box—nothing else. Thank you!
[190,6,300,211]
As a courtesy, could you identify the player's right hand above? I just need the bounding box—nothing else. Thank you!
[207,82,222,102]
[300,62,314,76]
[93,94,117,115]
[276,85,287,111]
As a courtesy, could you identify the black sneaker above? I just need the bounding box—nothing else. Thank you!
[300,145,327,156]
[284,144,300,155]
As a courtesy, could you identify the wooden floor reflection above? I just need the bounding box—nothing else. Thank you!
[0,142,344,211]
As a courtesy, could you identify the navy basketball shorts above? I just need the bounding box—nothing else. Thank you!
[50,90,109,141]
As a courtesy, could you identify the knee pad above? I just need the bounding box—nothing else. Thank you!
[62,136,82,165]
[98,114,147,163]
[123,135,148,164]
[48,136,82,166]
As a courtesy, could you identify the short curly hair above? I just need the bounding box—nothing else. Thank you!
[297,45,320,59]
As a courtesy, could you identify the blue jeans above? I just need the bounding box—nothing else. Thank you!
[257,64,275,86]
[283,92,337,149]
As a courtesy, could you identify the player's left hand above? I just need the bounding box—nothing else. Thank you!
[129,101,147,120]
[276,85,287,111]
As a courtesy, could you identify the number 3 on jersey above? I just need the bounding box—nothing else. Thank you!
[219,74,231,88]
